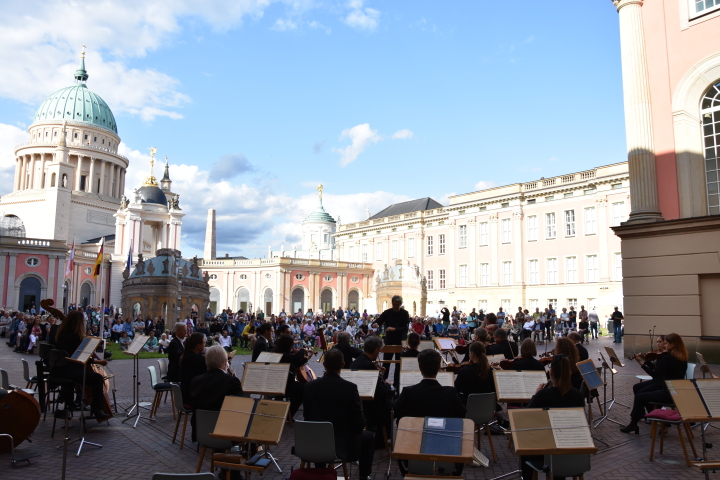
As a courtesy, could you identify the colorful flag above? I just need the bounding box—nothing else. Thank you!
[126,239,133,271]
[65,236,75,277]
[93,237,104,279]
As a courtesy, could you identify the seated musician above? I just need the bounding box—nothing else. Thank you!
[303,349,375,480]
[393,332,421,389]
[52,311,109,420]
[180,333,207,406]
[486,328,518,359]
[251,323,273,362]
[508,339,546,371]
[521,355,585,480]
[166,322,187,383]
[620,332,688,434]
[454,341,495,405]
[189,345,244,441]
[553,337,582,390]
[273,334,307,417]
[349,336,393,449]
[567,332,588,361]
[334,331,363,368]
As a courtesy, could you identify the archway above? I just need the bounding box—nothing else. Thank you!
[0,215,25,238]
[321,289,333,314]
[292,288,305,315]
[263,288,273,316]
[348,290,359,311]
[80,282,93,307]
[19,276,41,312]
[209,288,221,315]
[237,288,250,313]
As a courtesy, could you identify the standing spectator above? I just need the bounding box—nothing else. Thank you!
[611,307,624,343]
[496,307,506,328]
[588,308,599,339]
[440,307,450,329]
[467,309,478,333]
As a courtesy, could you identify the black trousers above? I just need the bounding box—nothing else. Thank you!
[631,381,669,423]
[382,347,401,381]
[52,363,106,411]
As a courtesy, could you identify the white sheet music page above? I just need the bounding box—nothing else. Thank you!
[400,357,419,371]
[242,363,289,394]
[548,409,594,449]
[339,370,378,398]
[256,352,282,363]
[696,380,720,417]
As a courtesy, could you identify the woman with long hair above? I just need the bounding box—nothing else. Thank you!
[454,341,495,405]
[180,333,207,405]
[553,337,582,389]
[52,311,109,419]
[508,338,546,371]
[620,332,688,434]
[274,333,307,416]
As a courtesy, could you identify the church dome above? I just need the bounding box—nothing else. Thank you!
[303,186,335,224]
[136,185,168,206]
[32,56,118,133]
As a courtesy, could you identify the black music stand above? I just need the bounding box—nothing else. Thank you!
[593,350,627,428]
[122,334,153,427]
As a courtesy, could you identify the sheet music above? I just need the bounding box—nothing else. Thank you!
[340,370,379,398]
[126,334,149,356]
[494,371,547,400]
[548,409,594,448]
[435,338,456,350]
[70,337,102,363]
[247,399,289,443]
[400,357,419,371]
[419,341,435,352]
[256,352,282,363]
[399,371,453,393]
[696,380,720,417]
[242,363,289,394]
[487,354,506,364]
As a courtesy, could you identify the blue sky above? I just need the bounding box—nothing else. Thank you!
[0,0,627,258]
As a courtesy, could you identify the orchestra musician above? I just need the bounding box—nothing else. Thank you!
[568,332,589,361]
[486,328,519,359]
[349,336,393,449]
[504,338,546,371]
[303,349,375,480]
[553,337,583,390]
[454,341,496,405]
[251,323,273,362]
[620,332,688,434]
[179,333,207,406]
[393,332,421,389]
[273,334,307,417]
[375,295,409,381]
[334,331,363,368]
[52,311,110,420]
[166,322,187,383]
[189,345,244,441]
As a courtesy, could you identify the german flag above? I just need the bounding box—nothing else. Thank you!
[93,237,104,279]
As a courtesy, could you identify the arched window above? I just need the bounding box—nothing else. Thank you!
[702,81,720,215]
[0,215,25,237]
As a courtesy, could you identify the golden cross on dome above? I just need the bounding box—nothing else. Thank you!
[144,147,158,186]
[81,44,86,59]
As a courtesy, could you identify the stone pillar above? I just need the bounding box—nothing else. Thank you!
[204,209,216,260]
[75,156,83,191]
[597,197,611,282]
[109,164,116,197]
[56,257,66,304]
[47,254,56,303]
[14,157,20,191]
[490,215,499,286]
[119,170,125,197]
[99,159,106,195]
[28,154,36,189]
[6,253,17,308]
[88,157,96,193]
[0,254,6,307]
[613,0,663,223]
[39,154,47,188]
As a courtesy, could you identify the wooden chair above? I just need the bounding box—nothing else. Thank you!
[648,416,697,466]
[465,393,497,462]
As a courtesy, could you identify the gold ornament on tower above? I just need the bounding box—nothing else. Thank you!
[144,146,158,186]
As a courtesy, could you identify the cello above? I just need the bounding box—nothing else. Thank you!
[0,388,41,452]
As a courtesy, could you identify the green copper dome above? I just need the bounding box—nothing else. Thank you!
[303,196,336,224]
[32,57,118,133]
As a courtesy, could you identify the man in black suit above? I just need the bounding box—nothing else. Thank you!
[333,331,362,367]
[394,349,466,420]
[393,332,421,390]
[251,323,273,362]
[568,332,589,361]
[303,349,374,480]
[486,328,519,359]
[375,295,409,381]
[350,336,392,449]
[166,322,187,382]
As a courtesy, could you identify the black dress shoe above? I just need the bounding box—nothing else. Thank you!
[92,410,110,420]
[619,424,639,434]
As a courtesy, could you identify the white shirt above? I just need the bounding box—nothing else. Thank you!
[219,336,232,348]
[523,320,535,330]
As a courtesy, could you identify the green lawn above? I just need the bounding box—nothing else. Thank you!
[105,341,252,360]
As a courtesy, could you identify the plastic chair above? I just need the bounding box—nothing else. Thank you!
[152,474,215,480]
[0,368,36,396]
[293,420,349,479]
[148,366,175,419]
[157,358,169,382]
[195,409,234,473]
[466,393,497,462]
[171,383,191,449]
[686,363,696,380]
[527,454,591,479]
[21,358,39,390]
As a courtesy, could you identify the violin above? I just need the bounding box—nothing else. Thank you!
[296,349,318,384]
[628,350,668,362]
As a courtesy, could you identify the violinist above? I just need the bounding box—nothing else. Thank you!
[505,339,546,371]
[393,332,421,389]
[553,337,582,390]
[454,341,495,405]
[179,333,207,406]
[273,334,307,417]
[486,328,518,359]
[334,331,363,368]
[251,322,273,362]
[620,333,688,434]
[568,332,588,361]
[52,311,109,420]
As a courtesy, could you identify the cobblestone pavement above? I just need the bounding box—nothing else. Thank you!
[0,334,716,479]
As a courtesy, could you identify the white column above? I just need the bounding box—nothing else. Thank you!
[490,216,499,286]
[99,159,106,195]
[160,220,167,249]
[109,164,116,197]
[56,257,66,304]
[614,0,662,223]
[47,254,56,302]
[29,154,37,189]
[6,254,17,308]
[88,157,96,193]
[597,198,610,282]
[119,170,125,197]
[14,158,21,191]
[0,255,6,308]
[39,154,47,188]
[75,156,83,191]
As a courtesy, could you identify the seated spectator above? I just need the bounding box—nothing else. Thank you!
[142,331,159,352]
[218,331,233,352]
[158,333,171,353]
[118,331,131,351]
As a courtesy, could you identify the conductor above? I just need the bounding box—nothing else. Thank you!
[376,295,409,381]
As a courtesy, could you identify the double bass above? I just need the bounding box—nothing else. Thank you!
[0,388,41,452]
[40,299,115,422]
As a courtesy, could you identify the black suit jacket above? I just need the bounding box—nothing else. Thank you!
[349,354,391,427]
[334,342,363,368]
[180,351,208,404]
[527,386,585,409]
[189,369,245,411]
[376,308,410,345]
[303,372,366,460]
[508,356,547,372]
[486,340,519,359]
[394,379,466,420]
[453,363,495,405]
[575,343,589,361]
[167,337,184,382]
[252,335,272,362]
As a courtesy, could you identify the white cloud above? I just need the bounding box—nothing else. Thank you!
[272,18,298,31]
[332,123,381,166]
[343,0,380,31]
[524,35,535,44]
[549,156,559,163]
[474,180,497,191]
[392,129,414,140]
[0,124,30,195]
[308,20,332,34]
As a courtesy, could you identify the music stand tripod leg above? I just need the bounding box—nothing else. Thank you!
[262,444,282,473]
[75,360,102,456]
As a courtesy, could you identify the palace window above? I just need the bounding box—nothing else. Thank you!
[427,236,434,256]
[502,261,513,285]
[527,215,537,241]
[407,238,415,258]
[427,270,434,290]
[586,255,598,282]
[376,242,383,261]
[545,213,556,239]
[391,240,398,260]
[612,202,626,226]
[459,265,468,287]
[479,263,489,286]
[479,222,489,246]
[439,234,446,254]
[362,244,368,262]
[295,273,304,281]
[584,207,596,235]
[691,0,720,19]
[349,246,355,262]
[439,269,446,289]
[501,219,511,243]
[702,81,720,214]
[25,257,40,267]
[458,225,467,248]
[564,210,576,237]
[528,259,539,285]
[547,258,558,284]
[565,256,578,283]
